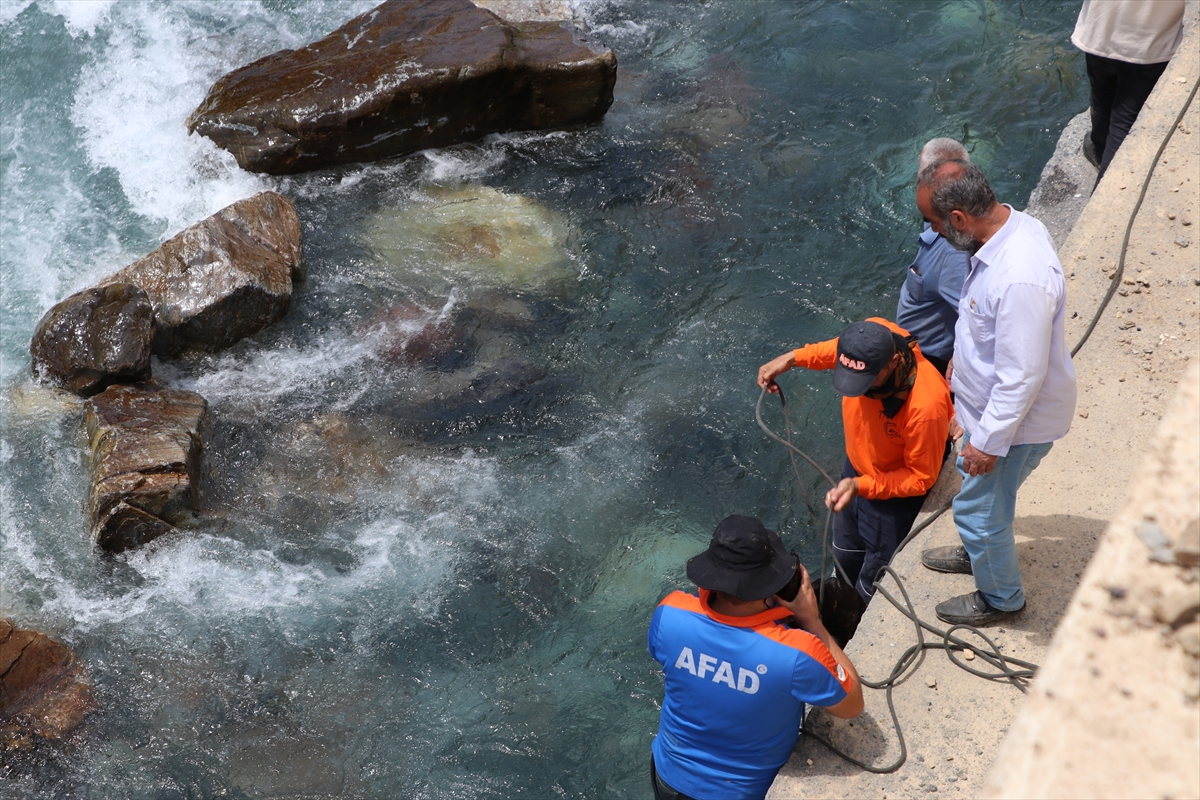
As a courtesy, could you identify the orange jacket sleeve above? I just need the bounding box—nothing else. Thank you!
[792,338,838,371]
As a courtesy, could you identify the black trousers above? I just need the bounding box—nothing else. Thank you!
[1086,53,1169,179]
[832,458,927,604]
[650,754,696,800]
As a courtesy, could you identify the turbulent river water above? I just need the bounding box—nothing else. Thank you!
[1,1,1084,797]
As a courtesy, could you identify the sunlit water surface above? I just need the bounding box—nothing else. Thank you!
[0,1,1083,797]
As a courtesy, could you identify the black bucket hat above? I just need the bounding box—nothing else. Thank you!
[686,515,796,601]
[832,320,896,397]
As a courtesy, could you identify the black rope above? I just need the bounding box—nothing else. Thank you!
[754,387,836,487]
[756,386,833,608]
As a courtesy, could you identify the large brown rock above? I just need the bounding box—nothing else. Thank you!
[0,619,96,749]
[84,384,209,552]
[29,283,155,396]
[186,0,617,175]
[102,191,302,356]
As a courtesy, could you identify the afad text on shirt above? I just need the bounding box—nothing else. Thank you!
[674,646,763,694]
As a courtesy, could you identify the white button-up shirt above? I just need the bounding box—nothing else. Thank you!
[951,206,1077,456]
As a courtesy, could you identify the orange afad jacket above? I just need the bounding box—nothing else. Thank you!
[793,318,953,501]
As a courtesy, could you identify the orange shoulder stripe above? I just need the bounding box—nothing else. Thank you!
[658,591,704,613]
[752,623,845,684]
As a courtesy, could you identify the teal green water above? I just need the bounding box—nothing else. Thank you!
[0,1,1083,797]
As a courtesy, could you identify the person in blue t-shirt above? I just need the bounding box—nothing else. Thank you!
[896,138,971,378]
[648,515,863,800]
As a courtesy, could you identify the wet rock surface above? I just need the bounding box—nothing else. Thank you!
[29,283,155,396]
[102,191,301,356]
[187,0,617,175]
[84,384,209,552]
[0,619,96,749]
[471,0,572,22]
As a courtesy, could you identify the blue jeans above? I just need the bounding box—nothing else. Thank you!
[953,432,1053,611]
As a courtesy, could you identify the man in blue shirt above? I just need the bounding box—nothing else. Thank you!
[648,516,863,799]
[895,138,971,377]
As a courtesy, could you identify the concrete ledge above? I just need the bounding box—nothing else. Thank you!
[984,362,1199,799]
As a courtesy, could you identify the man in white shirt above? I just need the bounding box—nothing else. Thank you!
[1072,0,1186,180]
[914,160,1077,626]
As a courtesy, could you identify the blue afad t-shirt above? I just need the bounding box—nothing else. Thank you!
[648,590,852,800]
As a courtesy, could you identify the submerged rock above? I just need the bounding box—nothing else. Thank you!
[368,300,472,370]
[411,357,558,427]
[4,380,83,421]
[367,185,576,295]
[227,720,350,796]
[29,283,155,396]
[84,384,209,552]
[366,291,538,370]
[186,0,616,175]
[0,619,96,750]
[102,191,302,356]
[244,413,423,512]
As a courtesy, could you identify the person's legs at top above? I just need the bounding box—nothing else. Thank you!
[831,458,866,593]
[951,432,1054,612]
[1085,52,1119,166]
[1096,58,1170,178]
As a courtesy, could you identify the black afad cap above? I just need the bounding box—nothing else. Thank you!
[832,320,896,397]
[686,515,796,601]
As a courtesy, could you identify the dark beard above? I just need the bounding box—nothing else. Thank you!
[941,220,982,254]
[864,337,918,417]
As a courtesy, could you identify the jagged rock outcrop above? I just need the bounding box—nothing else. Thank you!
[84,384,208,552]
[0,620,96,749]
[186,0,617,175]
[29,283,155,396]
[102,191,302,356]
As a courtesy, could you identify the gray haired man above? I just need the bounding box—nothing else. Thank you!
[895,138,972,377]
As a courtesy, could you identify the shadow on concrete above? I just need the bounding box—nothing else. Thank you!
[1010,513,1107,647]
[791,706,891,778]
